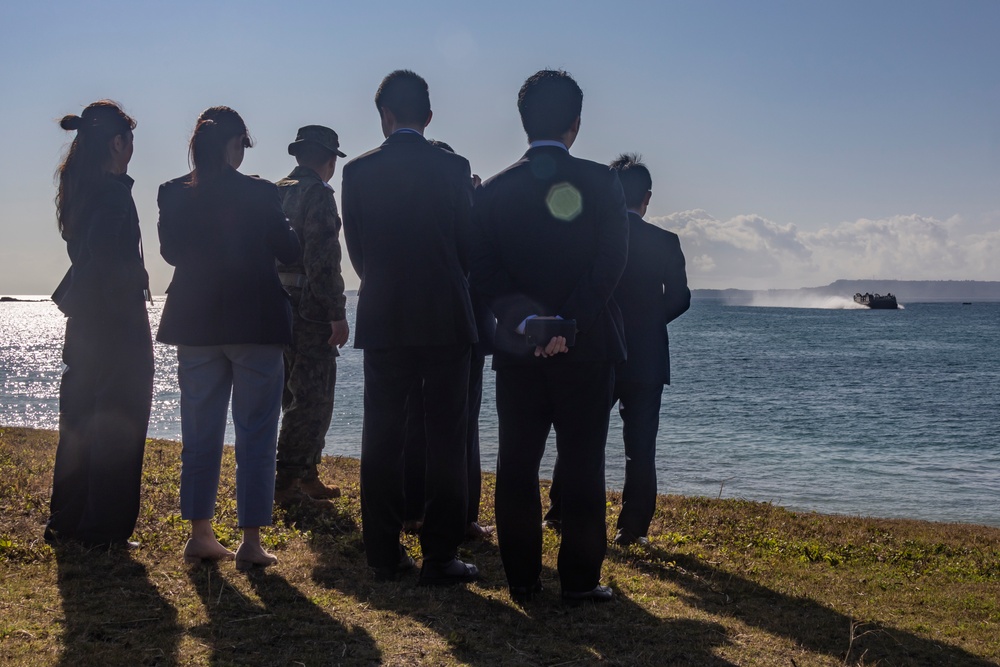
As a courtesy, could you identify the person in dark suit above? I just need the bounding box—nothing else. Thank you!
[546,153,691,546]
[341,70,479,585]
[402,139,496,541]
[157,106,300,570]
[470,70,629,603]
[45,100,154,549]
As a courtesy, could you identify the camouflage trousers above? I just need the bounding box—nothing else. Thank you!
[277,319,337,488]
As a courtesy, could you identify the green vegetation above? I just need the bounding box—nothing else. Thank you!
[2,426,998,666]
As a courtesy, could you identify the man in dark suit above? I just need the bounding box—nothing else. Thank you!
[402,140,496,542]
[470,69,629,603]
[546,154,690,546]
[341,70,479,585]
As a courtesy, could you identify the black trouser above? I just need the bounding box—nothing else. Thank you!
[403,351,485,525]
[46,308,154,546]
[494,361,614,593]
[546,380,663,538]
[360,344,470,568]
[613,381,664,537]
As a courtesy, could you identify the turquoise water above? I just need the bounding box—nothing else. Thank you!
[2,296,998,527]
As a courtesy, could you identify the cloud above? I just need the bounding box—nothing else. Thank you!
[648,210,1000,289]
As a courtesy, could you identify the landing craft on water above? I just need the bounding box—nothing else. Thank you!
[853,292,899,309]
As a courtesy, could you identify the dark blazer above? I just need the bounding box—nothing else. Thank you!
[471,288,496,357]
[52,173,149,319]
[615,212,690,385]
[341,131,477,350]
[156,168,300,346]
[470,146,629,367]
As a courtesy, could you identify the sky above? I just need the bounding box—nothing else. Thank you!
[1,0,998,294]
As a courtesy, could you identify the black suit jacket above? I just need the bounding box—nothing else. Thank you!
[615,212,690,385]
[52,173,150,320]
[156,168,300,346]
[470,146,629,367]
[341,131,477,350]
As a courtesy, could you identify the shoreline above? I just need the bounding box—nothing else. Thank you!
[6,424,998,531]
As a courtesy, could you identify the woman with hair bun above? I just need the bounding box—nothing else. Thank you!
[46,100,154,548]
[157,106,300,570]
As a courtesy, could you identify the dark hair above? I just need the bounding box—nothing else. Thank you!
[517,69,583,141]
[188,106,251,187]
[374,70,431,126]
[609,153,652,210]
[55,100,136,238]
[293,143,335,170]
[427,139,455,153]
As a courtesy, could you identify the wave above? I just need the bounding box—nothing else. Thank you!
[745,293,868,309]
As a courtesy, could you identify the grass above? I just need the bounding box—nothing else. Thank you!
[1,425,998,666]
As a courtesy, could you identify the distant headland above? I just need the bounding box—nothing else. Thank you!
[6,281,1000,304]
[693,279,1000,303]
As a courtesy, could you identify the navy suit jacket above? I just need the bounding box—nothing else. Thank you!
[615,212,690,385]
[156,168,300,346]
[470,146,629,367]
[341,131,477,350]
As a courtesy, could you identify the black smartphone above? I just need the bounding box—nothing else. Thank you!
[524,318,577,347]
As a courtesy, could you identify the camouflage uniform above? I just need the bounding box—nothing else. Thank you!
[275,163,347,490]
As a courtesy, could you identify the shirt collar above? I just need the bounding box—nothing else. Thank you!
[528,140,569,151]
[113,172,135,190]
[392,128,423,136]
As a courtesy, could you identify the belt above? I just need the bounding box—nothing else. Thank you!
[279,273,306,289]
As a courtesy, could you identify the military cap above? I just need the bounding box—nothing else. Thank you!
[288,125,347,158]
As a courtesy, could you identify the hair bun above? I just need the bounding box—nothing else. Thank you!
[59,114,82,131]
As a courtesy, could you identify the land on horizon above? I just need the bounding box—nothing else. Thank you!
[691,279,1000,303]
[2,427,999,666]
[7,279,1000,303]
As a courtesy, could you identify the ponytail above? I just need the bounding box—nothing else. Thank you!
[188,106,250,187]
[55,100,136,238]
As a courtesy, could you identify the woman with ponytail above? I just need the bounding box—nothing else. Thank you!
[157,107,299,570]
[46,100,154,548]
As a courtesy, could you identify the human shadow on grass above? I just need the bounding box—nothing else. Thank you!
[608,544,997,666]
[54,545,180,667]
[186,562,380,666]
[308,532,737,666]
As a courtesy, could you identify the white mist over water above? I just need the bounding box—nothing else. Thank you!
[744,293,891,309]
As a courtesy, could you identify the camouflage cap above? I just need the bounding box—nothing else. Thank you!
[288,125,346,158]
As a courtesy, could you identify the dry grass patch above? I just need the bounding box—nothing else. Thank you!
[1,426,998,666]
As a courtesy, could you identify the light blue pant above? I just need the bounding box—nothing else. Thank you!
[177,344,283,527]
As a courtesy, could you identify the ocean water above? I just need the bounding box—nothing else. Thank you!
[1,295,998,527]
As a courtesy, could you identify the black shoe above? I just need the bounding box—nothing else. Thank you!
[85,538,141,551]
[542,519,562,534]
[509,579,543,604]
[373,552,417,582]
[418,557,479,586]
[613,529,649,547]
[561,585,613,603]
[464,522,495,541]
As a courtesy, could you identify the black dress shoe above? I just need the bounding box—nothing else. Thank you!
[418,557,479,586]
[613,529,649,547]
[542,519,562,534]
[561,585,613,603]
[373,553,417,582]
[509,579,543,604]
